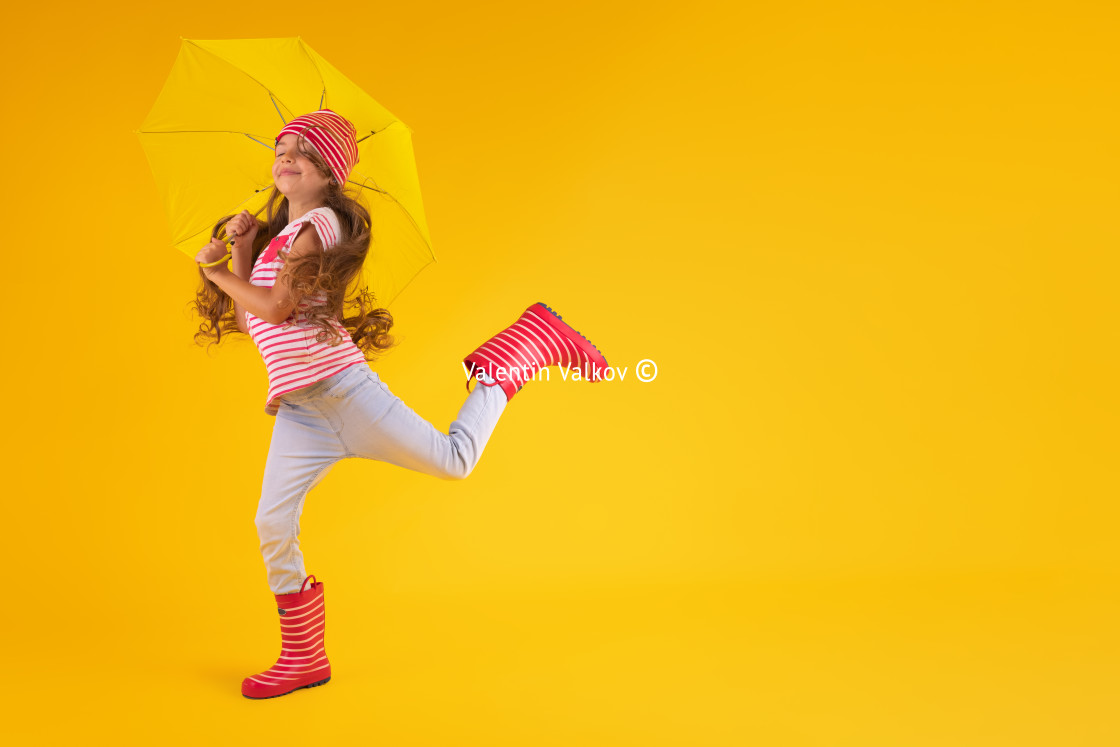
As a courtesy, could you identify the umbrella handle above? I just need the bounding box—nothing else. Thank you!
[199,243,233,268]
[199,218,254,268]
[197,225,241,268]
[198,252,232,268]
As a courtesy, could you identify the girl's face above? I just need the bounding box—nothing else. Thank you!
[273,133,331,199]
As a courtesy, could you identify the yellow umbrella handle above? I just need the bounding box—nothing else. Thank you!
[198,227,241,268]
[198,248,232,268]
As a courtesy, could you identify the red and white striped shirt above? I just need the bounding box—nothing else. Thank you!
[245,207,368,416]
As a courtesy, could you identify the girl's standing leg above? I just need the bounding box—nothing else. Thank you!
[256,397,349,594]
[331,367,507,480]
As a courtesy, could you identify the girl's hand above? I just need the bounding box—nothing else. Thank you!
[195,237,231,272]
[226,209,260,250]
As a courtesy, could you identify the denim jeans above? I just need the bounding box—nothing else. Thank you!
[255,362,507,594]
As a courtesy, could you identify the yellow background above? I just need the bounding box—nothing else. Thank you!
[3,0,1118,744]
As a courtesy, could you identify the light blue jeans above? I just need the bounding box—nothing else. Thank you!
[255,362,507,594]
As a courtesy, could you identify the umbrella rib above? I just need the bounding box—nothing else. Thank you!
[347,177,435,261]
[246,133,275,150]
[357,119,408,143]
[296,38,328,109]
[272,94,287,126]
[380,256,437,308]
[351,182,386,194]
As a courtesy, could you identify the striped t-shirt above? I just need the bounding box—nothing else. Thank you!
[245,206,368,416]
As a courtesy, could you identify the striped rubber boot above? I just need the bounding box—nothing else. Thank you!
[242,575,332,699]
[463,302,609,401]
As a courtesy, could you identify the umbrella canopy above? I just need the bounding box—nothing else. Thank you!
[136,36,435,307]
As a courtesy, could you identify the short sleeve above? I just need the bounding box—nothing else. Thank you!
[293,207,341,250]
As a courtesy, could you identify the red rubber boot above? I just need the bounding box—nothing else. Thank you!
[463,302,609,401]
[242,575,332,699]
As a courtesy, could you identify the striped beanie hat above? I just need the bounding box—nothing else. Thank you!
[276,109,360,186]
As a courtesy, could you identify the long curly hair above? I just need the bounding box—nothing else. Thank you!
[190,136,395,360]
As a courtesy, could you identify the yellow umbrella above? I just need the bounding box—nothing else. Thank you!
[135,36,435,307]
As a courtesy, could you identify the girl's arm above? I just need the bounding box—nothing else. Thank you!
[203,227,323,326]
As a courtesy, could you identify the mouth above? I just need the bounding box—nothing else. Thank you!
[279,171,299,176]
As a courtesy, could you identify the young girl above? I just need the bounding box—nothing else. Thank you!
[192,109,609,700]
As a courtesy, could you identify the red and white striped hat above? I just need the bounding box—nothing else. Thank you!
[275,109,360,186]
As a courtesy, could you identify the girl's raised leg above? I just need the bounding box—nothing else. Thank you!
[338,371,507,480]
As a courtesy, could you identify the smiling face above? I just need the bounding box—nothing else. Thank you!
[272,133,332,198]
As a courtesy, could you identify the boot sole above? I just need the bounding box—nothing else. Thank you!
[242,676,331,700]
[532,303,609,373]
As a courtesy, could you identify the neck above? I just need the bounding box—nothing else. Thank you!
[287,197,325,223]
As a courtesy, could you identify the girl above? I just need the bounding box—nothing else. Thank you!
[191,109,609,700]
